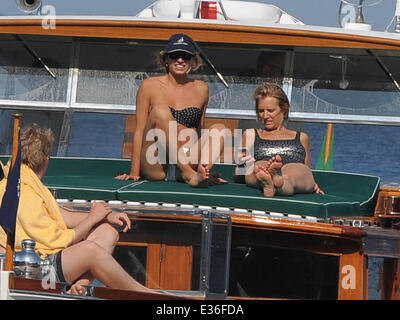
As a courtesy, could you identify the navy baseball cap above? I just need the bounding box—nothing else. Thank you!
[165,34,196,56]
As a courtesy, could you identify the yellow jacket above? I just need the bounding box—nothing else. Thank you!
[0,163,75,259]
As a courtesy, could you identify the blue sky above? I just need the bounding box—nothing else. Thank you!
[1,0,397,32]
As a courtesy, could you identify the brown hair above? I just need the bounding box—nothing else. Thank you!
[253,82,290,120]
[21,124,54,173]
[158,50,203,73]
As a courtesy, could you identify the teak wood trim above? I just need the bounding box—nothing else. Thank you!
[11,276,187,300]
[159,244,193,290]
[1,19,400,50]
[382,258,400,300]
[338,251,365,300]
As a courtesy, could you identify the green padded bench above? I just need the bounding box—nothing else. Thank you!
[0,157,380,220]
[42,157,133,200]
[117,164,380,220]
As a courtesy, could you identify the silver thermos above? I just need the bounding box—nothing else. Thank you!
[13,239,43,279]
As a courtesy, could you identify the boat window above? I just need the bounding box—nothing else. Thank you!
[229,226,340,299]
[229,245,339,299]
[290,47,400,124]
[0,108,64,155]
[0,34,70,104]
[113,245,147,285]
[74,40,287,118]
[76,41,162,106]
[111,209,231,297]
[66,112,125,158]
[197,45,286,117]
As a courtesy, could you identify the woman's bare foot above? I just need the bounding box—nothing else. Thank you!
[209,172,228,185]
[254,164,275,197]
[267,155,284,189]
[187,164,210,187]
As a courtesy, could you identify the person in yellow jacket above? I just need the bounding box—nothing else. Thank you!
[0,124,154,295]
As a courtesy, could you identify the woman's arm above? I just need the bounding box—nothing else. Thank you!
[131,80,152,178]
[300,132,324,194]
[197,81,209,137]
[116,79,152,180]
[300,131,311,167]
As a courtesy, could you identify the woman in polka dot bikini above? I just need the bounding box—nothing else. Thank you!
[116,34,227,187]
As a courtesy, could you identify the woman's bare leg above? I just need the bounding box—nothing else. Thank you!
[199,124,230,168]
[245,160,274,195]
[266,155,284,189]
[61,240,154,293]
[141,105,208,186]
[246,156,316,197]
[265,155,316,196]
[199,123,229,183]
[276,162,316,196]
[68,223,120,292]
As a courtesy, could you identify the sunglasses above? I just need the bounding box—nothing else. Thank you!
[168,51,194,61]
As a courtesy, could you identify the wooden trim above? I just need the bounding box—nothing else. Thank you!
[338,251,365,300]
[123,209,365,240]
[159,244,193,290]
[146,243,162,289]
[382,258,400,300]
[230,213,366,239]
[12,276,187,300]
[1,19,400,50]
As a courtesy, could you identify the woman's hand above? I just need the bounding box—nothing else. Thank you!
[106,212,131,232]
[115,173,140,181]
[314,183,324,194]
[235,153,255,176]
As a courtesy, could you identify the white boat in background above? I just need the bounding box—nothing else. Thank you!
[1,0,400,301]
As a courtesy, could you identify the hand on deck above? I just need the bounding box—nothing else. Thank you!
[115,173,140,181]
[314,183,324,194]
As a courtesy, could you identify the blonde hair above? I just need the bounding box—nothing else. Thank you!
[158,50,203,73]
[21,124,54,173]
[253,82,290,120]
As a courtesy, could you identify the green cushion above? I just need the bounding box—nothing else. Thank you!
[1,157,379,220]
[118,168,379,220]
[42,157,132,200]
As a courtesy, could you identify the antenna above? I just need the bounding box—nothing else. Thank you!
[395,0,400,32]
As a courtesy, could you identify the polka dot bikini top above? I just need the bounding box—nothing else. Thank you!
[169,106,202,128]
